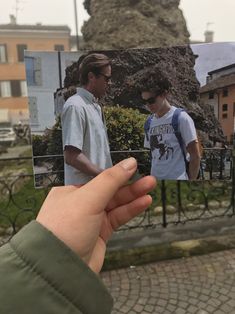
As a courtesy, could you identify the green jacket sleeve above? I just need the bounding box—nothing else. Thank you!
[0,220,113,314]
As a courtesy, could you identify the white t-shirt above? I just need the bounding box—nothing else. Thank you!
[144,106,197,180]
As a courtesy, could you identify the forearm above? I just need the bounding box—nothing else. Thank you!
[69,152,103,177]
[0,221,113,314]
[188,156,201,180]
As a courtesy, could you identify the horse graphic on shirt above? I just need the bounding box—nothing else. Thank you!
[150,134,174,160]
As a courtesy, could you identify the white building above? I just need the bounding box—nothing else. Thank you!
[25,51,82,134]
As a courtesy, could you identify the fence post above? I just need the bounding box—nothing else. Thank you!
[161,180,167,227]
[177,180,182,223]
[219,149,223,180]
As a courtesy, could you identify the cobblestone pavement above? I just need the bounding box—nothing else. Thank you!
[101,249,235,314]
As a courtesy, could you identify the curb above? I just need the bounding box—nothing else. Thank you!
[103,217,235,271]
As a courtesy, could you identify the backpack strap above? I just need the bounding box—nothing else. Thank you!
[144,114,154,141]
[172,108,188,168]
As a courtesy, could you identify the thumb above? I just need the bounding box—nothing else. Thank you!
[77,157,137,212]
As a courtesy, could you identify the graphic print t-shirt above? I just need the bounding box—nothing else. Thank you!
[144,106,197,180]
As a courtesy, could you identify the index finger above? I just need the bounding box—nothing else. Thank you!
[106,175,156,211]
[75,158,138,213]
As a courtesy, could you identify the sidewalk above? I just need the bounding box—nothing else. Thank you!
[101,249,235,314]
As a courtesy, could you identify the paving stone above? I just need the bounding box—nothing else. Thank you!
[169,298,177,305]
[218,295,229,302]
[220,304,233,313]
[205,305,217,313]
[102,249,235,314]
[227,299,235,308]
[186,305,198,313]
[178,301,188,309]
[189,297,198,306]
[133,304,144,313]
[175,308,187,314]
[143,304,155,313]
[166,304,177,312]
[119,305,130,313]
[148,298,156,305]
[157,299,167,307]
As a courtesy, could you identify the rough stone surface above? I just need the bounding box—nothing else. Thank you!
[64,46,224,144]
[82,0,190,50]
[101,249,235,313]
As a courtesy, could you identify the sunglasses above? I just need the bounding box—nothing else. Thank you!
[142,96,156,106]
[99,73,112,82]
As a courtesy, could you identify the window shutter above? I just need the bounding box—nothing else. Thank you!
[34,57,42,86]
[28,97,39,125]
[11,81,21,97]
[17,44,27,62]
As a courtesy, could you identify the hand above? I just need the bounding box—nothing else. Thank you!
[36,158,156,273]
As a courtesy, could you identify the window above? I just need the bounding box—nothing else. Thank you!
[0,44,7,62]
[0,81,11,97]
[209,92,214,99]
[222,104,228,111]
[0,80,27,97]
[17,44,27,62]
[20,81,28,97]
[223,88,228,97]
[25,56,42,86]
[11,80,21,97]
[54,45,64,51]
[222,113,228,119]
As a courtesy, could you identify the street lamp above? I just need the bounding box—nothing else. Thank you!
[74,0,79,50]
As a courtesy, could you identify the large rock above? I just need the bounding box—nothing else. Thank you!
[82,0,190,49]
[64,46,224,143]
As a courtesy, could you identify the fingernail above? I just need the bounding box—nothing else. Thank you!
[119,157,137,171]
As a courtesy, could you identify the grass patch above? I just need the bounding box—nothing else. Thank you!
[0,153,47,229]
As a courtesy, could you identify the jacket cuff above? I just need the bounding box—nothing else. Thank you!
[10,220,113,314]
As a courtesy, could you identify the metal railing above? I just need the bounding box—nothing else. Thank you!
[0,148,234,244]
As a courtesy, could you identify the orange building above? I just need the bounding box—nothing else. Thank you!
[200,64,235,144]
[0,19,70,124]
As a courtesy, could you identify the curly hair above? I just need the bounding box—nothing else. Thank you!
[133,64,172,96]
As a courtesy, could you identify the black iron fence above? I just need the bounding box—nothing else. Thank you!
[0,148,234,244]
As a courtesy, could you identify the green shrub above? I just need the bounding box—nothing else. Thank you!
[46,118,63,156]
[46,118,64,184]
[104,106,150,174]
[32,134,48,157]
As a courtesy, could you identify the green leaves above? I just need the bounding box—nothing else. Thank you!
[104,106,150,174]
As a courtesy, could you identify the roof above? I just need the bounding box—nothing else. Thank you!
[190,42,235,86]
[208,63,235,75]
[0,24,70,32]
[200,73,235,93]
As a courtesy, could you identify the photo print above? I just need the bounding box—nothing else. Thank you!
[24,43,234,188]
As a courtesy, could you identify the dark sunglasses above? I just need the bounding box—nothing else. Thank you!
[99,73,112,82]
[142,96,156,106]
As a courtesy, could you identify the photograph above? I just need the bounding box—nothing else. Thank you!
[25,44,234,188]
[1,1,235,313]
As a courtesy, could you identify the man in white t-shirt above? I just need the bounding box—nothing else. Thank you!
[141,76,201,180]
[61,53,112,185]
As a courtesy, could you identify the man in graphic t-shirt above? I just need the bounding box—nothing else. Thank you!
[140,69,201,180]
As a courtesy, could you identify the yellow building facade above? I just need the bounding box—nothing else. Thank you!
[200,64,235,144]
[0,23,70,124]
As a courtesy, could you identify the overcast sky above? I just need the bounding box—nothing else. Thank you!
[0,0,235,42]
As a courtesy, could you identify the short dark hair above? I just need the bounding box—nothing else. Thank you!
[79,53,111,85]
[134,64,172,96]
